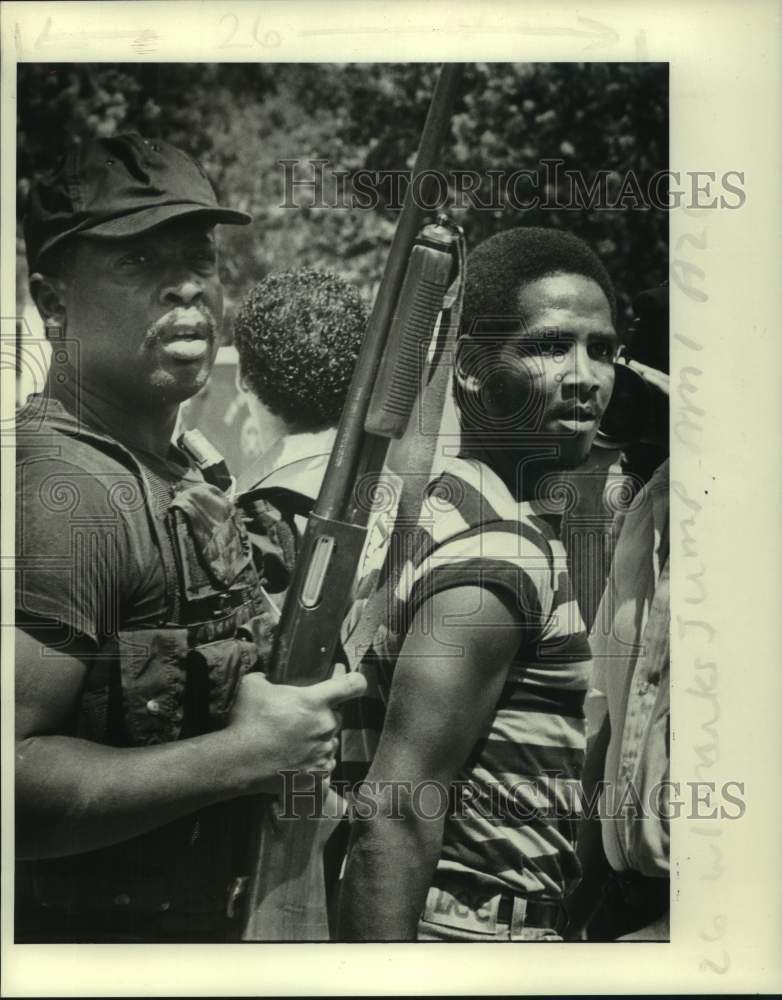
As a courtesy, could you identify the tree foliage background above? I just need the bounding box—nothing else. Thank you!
[17,62,668,338]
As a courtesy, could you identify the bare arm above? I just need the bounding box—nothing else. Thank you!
[336,585,522,941]
[15,626,364,859]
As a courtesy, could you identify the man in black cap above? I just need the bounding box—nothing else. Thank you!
[15,133,365,942]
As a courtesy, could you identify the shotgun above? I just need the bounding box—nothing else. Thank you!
[239,63,464,941]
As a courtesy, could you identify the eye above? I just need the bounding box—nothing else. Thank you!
[538,339,569,363]
[588,340,616,362]
[189,248,217,271]
[116,251,151,268]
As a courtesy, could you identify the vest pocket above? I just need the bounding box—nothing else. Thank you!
[117,629,262,744]
[117,628,189,745]
[168,483,253,600]
[189,637,259,727]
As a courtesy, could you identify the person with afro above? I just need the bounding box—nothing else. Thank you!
[233,270,367,525]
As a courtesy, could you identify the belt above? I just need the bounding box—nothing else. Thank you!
[428,875,569,936]
[496,894,569,934]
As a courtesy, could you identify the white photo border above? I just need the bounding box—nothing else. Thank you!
[2,0,781,995]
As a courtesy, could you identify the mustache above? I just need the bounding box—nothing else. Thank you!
[144,306,218,348]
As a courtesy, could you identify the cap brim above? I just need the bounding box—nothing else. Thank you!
[85,202,252,237]
[31,203,252,272]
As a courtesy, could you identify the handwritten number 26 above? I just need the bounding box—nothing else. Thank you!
[218,13,281,48]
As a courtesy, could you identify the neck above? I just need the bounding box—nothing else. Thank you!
[460,438,556,502]
[258,414,290,457]
[243,395,287,457]
[46,368,179,457]
[260,424,335,472]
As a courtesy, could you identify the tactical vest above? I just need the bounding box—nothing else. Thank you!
[20,414,292,939]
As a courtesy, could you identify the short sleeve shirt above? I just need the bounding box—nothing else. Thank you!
[15,396,198,649]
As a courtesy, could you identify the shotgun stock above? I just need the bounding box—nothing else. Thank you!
[239,63,464,941]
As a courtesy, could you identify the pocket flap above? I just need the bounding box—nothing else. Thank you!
[169,483,252,589]
[191,637,259,724]
[117,628,189,745]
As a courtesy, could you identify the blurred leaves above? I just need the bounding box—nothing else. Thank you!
[17,62,667,334]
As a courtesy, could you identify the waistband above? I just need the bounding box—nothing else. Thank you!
[427,873,569,936]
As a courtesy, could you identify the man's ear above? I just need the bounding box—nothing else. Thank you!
[235,363,250,394]
[454,335,485,398]
[29,273,67,339]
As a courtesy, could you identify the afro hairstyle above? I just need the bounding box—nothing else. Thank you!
[234,269,367,432]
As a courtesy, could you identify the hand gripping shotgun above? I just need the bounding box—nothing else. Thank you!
[238,63,464,941]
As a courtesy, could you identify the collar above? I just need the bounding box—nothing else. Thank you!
[20,394,191,479]
[446,454,563,528]
[237,428,336,495]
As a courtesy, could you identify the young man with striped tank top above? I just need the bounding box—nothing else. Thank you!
[337,227,619,941]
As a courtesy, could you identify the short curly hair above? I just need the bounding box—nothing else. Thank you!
[234,270,367,432]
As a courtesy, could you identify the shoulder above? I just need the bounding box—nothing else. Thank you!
[400,460,561,630]
[18,400,134,472]
[420,458,556,571]
[17,416,148,531]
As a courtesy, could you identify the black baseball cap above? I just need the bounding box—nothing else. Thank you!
[24,132,252,271]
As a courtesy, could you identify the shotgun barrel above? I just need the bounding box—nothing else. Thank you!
[239,63,464,942]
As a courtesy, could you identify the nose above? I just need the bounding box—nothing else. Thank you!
[561,342,599,400]
[160,268,204,308]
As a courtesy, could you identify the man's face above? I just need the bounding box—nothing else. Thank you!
[482,272,617,468]
[58,217,224,406]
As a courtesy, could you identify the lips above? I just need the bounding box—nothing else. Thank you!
[161,328,209,342]
[150,309,215,362]
[161,338,210,361]
[157,316,213,344]
[554,405,597,423]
